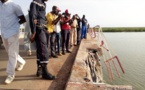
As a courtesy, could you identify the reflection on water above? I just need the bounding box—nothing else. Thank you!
[102,32,145,90]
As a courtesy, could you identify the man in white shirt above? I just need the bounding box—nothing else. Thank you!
[54,15,62,56]
[0,0,26,84]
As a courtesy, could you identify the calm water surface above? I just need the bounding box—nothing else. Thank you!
[102,32,145,90]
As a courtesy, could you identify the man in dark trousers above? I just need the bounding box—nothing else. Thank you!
[29,0,55,80]
[46,6,62,58]
[61,9,72,55]
[75,14,81,45]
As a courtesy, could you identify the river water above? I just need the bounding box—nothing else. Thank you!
[102,32,145,90]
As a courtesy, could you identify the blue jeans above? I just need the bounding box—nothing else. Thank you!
[56,32,61,53]
[81,25,87,39]
[47,32,56,56]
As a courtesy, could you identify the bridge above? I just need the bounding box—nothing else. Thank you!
[0,33,132,90]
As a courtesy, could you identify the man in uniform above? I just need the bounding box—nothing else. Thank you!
[29,0,55,80]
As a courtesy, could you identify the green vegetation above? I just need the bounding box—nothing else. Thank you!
[100,27,145,32]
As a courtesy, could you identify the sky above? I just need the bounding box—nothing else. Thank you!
[12,0,145,27]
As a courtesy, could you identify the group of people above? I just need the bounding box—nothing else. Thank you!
[0,0,89,84]
[25,7,89,57]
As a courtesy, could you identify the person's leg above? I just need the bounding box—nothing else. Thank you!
[56,33,61,55]
[2,37,16,84]
[2,34,25,84]
[28,31,32,53]
[37,30,49,64]
[35,29,47,77]
[55,33,58,53]
[51,32,57,57]
[61,30,66,54]
[16,54,26,71]
[24,32,32,56]
[77,28,81,45]
[13,34,26,71]
[84,26,87,39]
[1,35,8,52]
[63,30,67,53]
[81,26,85,39]
[35,38,42,77]
[49,33,52,56]
[71,28,75,45]
[58,32,62,55]
[36,29,55,80]
[74,28,77,45]
[36,52,41,67]
[70,28,73,46]
[6,34,22,75]
[46,33,51,58]
[66,30,71,53]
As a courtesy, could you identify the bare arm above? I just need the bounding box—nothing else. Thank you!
[52,14,62,25]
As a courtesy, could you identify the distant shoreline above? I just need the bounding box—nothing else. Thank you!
[95,27,145,32]
[20,27,145,32]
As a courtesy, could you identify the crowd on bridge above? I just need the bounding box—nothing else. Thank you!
[0,0,90,84]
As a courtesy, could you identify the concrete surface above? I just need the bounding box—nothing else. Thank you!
[0,33,133,90]
[65,34,133,90]
[0,32,79,90]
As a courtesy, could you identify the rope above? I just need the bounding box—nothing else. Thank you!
[94,26,125,81]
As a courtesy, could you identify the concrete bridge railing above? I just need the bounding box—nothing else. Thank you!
[65,34,133,90]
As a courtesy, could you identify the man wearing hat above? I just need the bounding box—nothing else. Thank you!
[61,9,72,55]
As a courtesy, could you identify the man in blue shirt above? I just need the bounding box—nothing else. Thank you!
[81,15,88,39]
[0,0,26,84]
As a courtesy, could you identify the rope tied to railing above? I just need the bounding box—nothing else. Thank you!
[89,25,125,81]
